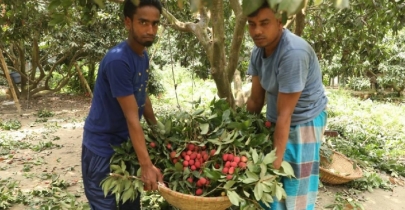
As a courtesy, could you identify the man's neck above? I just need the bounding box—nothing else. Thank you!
[126,39,145,56]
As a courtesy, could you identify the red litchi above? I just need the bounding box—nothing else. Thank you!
[149,142,156,148]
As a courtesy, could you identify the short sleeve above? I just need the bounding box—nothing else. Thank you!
[105,60,134,98]
[247,50,259,76]
[277,49,310,93]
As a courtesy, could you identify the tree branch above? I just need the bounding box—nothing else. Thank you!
[227,0,247,81]
[229,0,242,16]
[162,8,195,33]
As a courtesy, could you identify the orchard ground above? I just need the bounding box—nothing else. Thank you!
[0,88,404,210]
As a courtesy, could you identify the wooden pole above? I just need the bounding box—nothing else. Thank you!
[74,62,93,98]
[0,50,22,114]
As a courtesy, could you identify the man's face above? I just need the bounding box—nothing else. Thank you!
[125,6,160,47]
[247,7,283,48]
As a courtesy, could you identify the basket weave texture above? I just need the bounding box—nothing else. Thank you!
[158,184,232,210]
[320,151,363,185]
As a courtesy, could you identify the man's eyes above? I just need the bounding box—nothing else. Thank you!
[139,21,159,26]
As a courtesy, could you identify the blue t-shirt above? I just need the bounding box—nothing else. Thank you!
[83,41,149,157]
[248,29,328,125]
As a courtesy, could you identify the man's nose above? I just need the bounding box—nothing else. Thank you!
[146,24,155,35]
[253,27,262,36]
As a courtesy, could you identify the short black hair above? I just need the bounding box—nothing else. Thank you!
[247,1,269,17]
[123,0,162,19]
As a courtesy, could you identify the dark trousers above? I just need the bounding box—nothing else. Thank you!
[81,145,141,210]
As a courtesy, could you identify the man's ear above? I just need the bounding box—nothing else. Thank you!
[278,19,283,30]
[124,17,131,31]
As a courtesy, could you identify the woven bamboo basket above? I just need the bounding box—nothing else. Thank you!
[320,151,363,185]
[158,183,232,210]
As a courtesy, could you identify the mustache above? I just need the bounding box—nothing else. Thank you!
[143,36,155,39]
[253,36,265,39]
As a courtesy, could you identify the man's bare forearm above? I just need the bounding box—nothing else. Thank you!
[247,98,264,115]
[143,95,157,125]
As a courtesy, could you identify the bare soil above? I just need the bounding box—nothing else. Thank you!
[0,91,404,210]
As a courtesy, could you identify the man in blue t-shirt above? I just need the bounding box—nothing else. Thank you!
[246,2,328,210]
[81,0,163,209]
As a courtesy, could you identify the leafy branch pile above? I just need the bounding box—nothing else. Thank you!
[101,98,295,209]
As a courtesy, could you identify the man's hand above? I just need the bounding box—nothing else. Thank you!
[273,155,283,169]
[141,164,163,191]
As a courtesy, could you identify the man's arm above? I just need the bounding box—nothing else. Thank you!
[116,95,163,191]
[273,91,301,169]
[143,95,157,126]
[246,76,266,114]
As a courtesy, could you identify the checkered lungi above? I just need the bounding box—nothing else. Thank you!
[262,110,328,210]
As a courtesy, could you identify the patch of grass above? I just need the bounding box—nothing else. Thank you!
[325,88,405,176]
[37,109,54,118]
[324,189,365,210]
[0,178,25,209]
[0,119,22,130]
[35,118,48,123]
[31,141,62,152]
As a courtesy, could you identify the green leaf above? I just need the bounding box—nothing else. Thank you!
[214,144,222,155]
[314,0,323,6]
[267,0,282,9]
[227,122,242,130]
[246,171,259,181]
[93,0,105,8]
[281,161,295,177]
[192,109,204,116]
[242,178,258,184]
[121,187,134,204]
[224,180,236,189]
[334,0,350,9]
[252,149,259,164]
[261,193,273,207]
[275,184,284,201]
[204,169,221,181]
[200,123,209,135]
[165,120,172,135]
[121,160,126,172]
[243,190,250,197]
[227,190,241,206]
[48,0,60,10]
[254,182,264,200]
[242,0,265,16]
[101,177,113,197]
[261,175,276,186]
[262,150,277,165]
[278,0,305,16]
[175,162,183,172]
[110,164,121,172]
[124,180,131,190]
[260,164,267,178]
[157,121,165,131]
[208,113,218,119]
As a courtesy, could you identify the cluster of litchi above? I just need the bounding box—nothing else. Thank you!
[168,143,213,171]
[218,153,248,180]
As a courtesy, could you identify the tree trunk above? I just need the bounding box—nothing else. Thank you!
[209,1,235,108]
[233,70,245,107]
[161,1,249,109]
[0,51,22,114]
[75,62,93,98]
[294,10,306,36]
[88,61,96,90]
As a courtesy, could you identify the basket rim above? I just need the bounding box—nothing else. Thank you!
[319,151,363,180]
[158,183,231,202]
